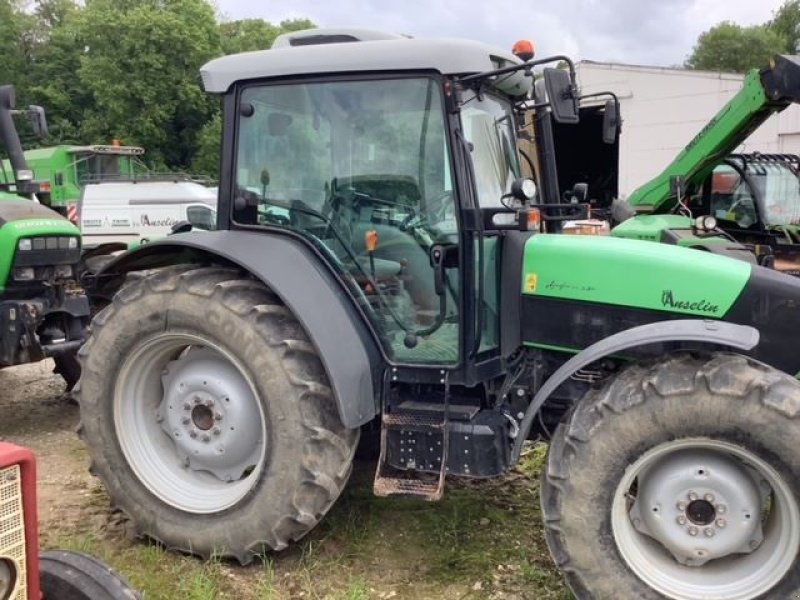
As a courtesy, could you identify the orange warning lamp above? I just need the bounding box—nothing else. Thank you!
[365,230,378,253]
[513,40,535,62]
[525,208,542,231]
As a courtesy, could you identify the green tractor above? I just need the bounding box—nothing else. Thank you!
[78,29,800,599]
[15,142,147,219]
[0,85,87,389]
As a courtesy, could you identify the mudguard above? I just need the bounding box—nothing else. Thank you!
[511,319,760,463]
[92,230,382,428]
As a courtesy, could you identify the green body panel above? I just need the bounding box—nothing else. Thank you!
[0,191,21,201]
[0,215,80,291]
[627,70,773,212]
[3,145,143,208]
[521,234,751,316]
[612,214,732,247]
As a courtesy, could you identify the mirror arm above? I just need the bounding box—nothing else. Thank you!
[458,55,576,86]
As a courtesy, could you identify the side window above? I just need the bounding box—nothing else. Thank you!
[709,166,757,228]
[186,205,216,231]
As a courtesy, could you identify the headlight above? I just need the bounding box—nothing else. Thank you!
[13,268,35,281]
[55,265,73,279]
[0,558,16,600]
[17,239,31,251]
[68,237,78,249]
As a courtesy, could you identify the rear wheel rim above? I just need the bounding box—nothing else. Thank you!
[612,438,799,600]
[114,333,267,514]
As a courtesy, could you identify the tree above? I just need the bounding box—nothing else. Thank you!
[76,0,222,169]
[769,0,800,52]
[686,22,786,73]
[0,0,35,90]
[220,17,314,55]
[191,111,221,178]
[26,0,89,143]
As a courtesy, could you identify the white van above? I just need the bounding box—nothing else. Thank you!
[79,180,217,247]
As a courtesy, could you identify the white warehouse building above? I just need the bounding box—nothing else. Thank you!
[575,61,800,196]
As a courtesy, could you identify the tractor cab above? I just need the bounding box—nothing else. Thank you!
[210,30,568,369]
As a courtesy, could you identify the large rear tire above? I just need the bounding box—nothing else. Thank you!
[541,353,800,599]
[77,266,359,563]
[39,550,141,600]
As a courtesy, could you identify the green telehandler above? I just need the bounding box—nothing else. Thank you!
[611,55,800,271]
[77,29,800,599]
[0,85,87,389]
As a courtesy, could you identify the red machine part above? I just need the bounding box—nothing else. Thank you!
[0,442,40,600]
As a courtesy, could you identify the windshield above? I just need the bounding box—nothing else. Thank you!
[234,77,460,364]
[746,161,800,226]
[459,92,521,207]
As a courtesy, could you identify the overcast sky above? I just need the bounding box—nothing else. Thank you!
[216,0,786,67]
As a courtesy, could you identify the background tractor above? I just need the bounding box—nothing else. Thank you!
[78,29,800,599]
[0,85,88,390]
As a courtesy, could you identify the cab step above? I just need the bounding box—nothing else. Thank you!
[373,377,452,501]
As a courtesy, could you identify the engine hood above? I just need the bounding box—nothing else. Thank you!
[522,234,751,318]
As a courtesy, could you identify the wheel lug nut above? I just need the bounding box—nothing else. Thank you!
[716,518,726,528]
[183,402,191,410]
[155,413,163,423]
[688,526,698,536]
[704,528,715,537]
[189,431,197,439]
[704,493,715,503]
[214,412,223,421]
[688,491,698,501]
[677,516,687,525]
[213,427,221,436]
[202,434,210,442]
[677,502,687,511]
[181,417,190,425]
[194,397,202,405]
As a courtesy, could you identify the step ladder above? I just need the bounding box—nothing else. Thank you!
[373,374,451,501]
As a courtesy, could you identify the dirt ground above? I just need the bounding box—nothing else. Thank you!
[0,360,570,600]
[0,360,97,545]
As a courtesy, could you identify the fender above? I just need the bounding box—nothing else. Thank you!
[92,230,382,429]
[511,319,760,463]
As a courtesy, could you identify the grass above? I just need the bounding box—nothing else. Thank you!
[46,443,571,600]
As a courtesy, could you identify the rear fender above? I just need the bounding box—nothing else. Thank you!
[92,230,382,428]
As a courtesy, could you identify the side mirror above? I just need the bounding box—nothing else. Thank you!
[602,99,618,144]
[169,220,193,235]
[566,182,588,203]
[27,106,48,138]
[543,68,578,124]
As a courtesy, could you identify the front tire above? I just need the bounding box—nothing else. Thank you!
[77,266,359,562]
[541,353,800,599]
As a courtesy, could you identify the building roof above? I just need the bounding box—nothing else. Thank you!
[577,59,746,81]
[200,35,523,94]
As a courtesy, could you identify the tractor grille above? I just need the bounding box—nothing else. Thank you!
[0,465,26,600]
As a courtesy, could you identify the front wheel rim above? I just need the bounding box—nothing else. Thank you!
[612,437,800,600]
[114,333,267,514]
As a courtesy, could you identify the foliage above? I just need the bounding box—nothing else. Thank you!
[0,0,315,171]
[770,0,800,53]
[685,22,787,73]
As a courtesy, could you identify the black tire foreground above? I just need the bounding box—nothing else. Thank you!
[39,550,140,600]
[76,266,359,563]
[542,353,800,599]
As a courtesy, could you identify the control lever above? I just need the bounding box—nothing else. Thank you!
[431,244,445,296]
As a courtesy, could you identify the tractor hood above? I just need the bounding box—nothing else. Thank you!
[521,234,751,317]
[520,233,800,375]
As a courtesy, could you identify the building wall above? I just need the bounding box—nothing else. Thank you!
[575,61,800,196]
